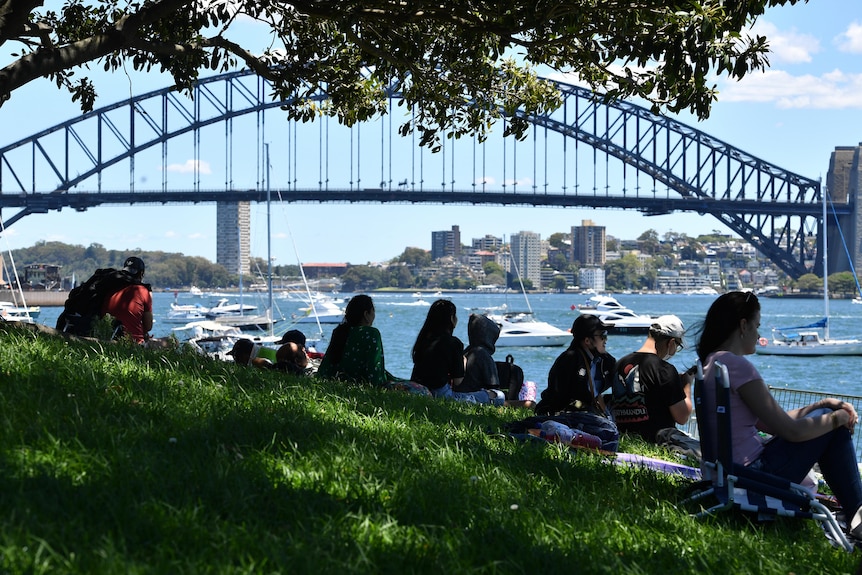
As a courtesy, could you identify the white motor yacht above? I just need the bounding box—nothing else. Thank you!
[165,302,210,324]
[293,298,344,324]
[482,309,571,347]
[576,295,654,335]
[205,298,258,317]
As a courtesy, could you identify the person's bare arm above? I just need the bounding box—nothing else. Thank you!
[738,379,851,441]
[669,379,692,424]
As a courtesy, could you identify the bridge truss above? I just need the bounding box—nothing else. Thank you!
[0,70,835,278]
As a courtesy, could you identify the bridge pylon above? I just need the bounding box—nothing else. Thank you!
[826,145,862,279]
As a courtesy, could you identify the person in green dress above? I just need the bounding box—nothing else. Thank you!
[317,294,429,395]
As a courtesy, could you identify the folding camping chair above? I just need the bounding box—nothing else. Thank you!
[683,360,853,552]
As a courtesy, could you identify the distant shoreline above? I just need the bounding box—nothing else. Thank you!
[1,291,69,307]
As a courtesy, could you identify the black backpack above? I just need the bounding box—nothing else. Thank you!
[495,354,525,400]
[55,268,145,337]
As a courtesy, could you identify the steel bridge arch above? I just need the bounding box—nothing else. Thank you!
[0,69,833,278]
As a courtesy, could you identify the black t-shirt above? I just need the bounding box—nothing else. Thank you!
[410,334,465,390]
[612,352,686,441]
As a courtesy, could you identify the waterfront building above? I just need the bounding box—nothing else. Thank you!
[578,267,606,292]
[471,234,502,252]
[216,202,250,275]
[541,269,576,288]
[572,220,606,266]
[301,263,348,279]
[431,225,461,260]
[510,231,542,288]
[655,274,717,294]
[465,250,498,274]
[23,264,62,290]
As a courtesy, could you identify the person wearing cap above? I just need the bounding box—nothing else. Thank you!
[611,315,693,442]
[275,329,321,374]
[100,256,153,344]
[227,338,275,369]
[534,314,617,417]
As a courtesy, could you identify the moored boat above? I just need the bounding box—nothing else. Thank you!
[755,319,862,356]
[575,295,654,335]
[477,307,571,347]
[165,301,210,323]
[293,297,344,324]
[755,187,862,356]
[0,301,40,322]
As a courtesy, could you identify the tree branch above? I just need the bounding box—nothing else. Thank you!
[0,0,193,104]
[0,0,44,49]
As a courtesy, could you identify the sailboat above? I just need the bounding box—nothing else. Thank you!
[756,187,862,356]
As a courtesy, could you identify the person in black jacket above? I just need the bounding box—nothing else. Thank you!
[535,314,616,416]
[458,313,532,408]
[458,313,502,392]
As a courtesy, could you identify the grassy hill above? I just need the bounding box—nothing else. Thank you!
[0,323,856,574]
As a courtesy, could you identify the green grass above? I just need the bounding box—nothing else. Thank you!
[0,323,857,574]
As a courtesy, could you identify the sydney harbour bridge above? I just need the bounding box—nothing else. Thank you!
[1,69,860,280]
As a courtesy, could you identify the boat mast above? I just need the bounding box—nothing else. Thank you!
[266,143,274,337]
[506,236,533,314]
[823,184,830,340]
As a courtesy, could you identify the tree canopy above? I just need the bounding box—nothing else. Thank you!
[1,1,802,147]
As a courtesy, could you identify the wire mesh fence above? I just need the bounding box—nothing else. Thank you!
[680,387,862,462]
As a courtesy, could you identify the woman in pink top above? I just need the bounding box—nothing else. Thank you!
[697,291,862,540]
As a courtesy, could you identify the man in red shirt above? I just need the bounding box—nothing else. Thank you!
[101,256,153,343]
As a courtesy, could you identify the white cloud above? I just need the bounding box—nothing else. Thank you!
[718,69,862,109]
[837,22,862,53]
[474,176,496,186]
[750,21,820,64]
[188,232,206,240]
[166,160,212,174]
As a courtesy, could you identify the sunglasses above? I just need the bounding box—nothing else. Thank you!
[674,338,684,350]
[593,331,608,341]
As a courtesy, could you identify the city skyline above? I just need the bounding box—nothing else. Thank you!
[0,0,859,265]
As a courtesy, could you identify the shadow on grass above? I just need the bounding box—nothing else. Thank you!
[0,324,855,573]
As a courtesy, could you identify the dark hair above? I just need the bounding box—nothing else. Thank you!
[696,291,760,362]
[276,342,308,369]
[326,294,374,366]
[412,299,457,361]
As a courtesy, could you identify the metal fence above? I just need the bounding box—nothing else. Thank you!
[680,387,862,462]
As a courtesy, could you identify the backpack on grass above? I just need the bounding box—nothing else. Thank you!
[495,354,525,400]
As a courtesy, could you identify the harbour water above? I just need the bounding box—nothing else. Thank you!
[32,290,862,400]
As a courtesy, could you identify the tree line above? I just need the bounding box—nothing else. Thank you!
[10,241,300,290]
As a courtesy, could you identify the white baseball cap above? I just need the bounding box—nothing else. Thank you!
[650,315,685,341]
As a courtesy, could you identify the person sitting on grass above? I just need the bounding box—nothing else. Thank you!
[698,291,862,542]
[611,315,693,442]
[411,300,501,405]
[456,313,533,407]
[316,294,429,396]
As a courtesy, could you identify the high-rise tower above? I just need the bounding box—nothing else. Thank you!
[510,231,541,288]
[216,201,250,275]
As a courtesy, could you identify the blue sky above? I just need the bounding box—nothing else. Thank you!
[1,0,861,267]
